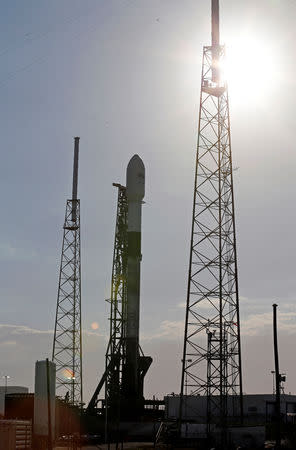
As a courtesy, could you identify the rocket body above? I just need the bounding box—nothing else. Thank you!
[125,154,145,398]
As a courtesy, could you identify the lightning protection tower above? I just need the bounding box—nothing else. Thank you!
[52,137,83,406]
[180,0,243,437]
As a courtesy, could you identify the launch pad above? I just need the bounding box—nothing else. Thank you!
[2,2,289,450]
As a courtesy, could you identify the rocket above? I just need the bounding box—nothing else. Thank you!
[125,154,145,399]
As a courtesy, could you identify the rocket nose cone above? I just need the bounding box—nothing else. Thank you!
[126,154,145,200]
[127,154,145,173]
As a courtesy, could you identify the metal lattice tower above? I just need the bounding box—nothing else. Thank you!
[52,137,83,406]
[105,184,128,416]
[180,0,243,433]
[87,184,128,415]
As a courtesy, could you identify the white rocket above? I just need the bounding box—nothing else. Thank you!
[125,154,145,398]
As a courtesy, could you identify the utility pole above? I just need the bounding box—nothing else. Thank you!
[52,137,83,406]
[273,304,281,449]
[3,375,10,397]
[180,1,243,445]
[46,358,53,450]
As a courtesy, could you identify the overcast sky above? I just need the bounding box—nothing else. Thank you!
[0,0,295,403]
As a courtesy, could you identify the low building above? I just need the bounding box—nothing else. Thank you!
[0,386,28,416]
[0,419,31,450]
[165,393,296,424]
[5,393,34,421]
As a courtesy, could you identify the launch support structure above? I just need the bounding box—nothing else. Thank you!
[180,0,243,442]
[52,137,83,407]
[88,155,152,422]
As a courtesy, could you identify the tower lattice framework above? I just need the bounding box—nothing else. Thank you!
[180,44,243,426]
[105,184,128,416]
[87,184,128,416]
[52,138,82,406]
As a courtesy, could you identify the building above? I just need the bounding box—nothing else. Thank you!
[0,419,31,450]
[165,394,296,424]
[0,387,28,416]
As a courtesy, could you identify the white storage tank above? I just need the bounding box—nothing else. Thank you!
[33,359,56,439]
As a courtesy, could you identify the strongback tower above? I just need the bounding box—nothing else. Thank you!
[87,183,128,422]
[105,184,128,417]
[52,137,83,406]
[180,0,243,435]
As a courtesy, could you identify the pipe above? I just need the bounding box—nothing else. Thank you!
[211,0,220,83]
[211,0,220,47]
[72,137,80,222]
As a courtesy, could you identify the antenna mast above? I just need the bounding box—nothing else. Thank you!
[211,0,220,82]
[71,136,79,221]
[52,137,83,406]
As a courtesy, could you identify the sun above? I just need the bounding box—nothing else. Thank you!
[222,33,276,105]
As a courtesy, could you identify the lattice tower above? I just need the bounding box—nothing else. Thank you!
[180,15,243,434]
[52,138,83,406]
[87,184,128,416]
[105,184,128,417]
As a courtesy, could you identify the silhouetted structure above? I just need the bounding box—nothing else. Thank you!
[52,137,83,406]
[87,157,152,431]
[180,0,243,444]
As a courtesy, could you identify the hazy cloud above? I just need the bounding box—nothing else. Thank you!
[0,324,52,335]
[0,242,37,261]
[0,340,17,346]
[242,310,296,336]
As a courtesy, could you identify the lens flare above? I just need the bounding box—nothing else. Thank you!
[91,322,99,330]
[62,368,75,380]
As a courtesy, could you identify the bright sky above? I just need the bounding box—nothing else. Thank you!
[0,0,295,403]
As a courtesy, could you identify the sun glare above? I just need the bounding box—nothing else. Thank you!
[223,34,276,105]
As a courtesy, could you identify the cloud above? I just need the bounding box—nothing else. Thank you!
[176,302,186,308]
[0,340,16,346]
[0,324,52,335]
[142,319,184,341]
[242,310,296,336]
[0,242,37,261]
[0,324,106,339]
[142,297,296,341]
